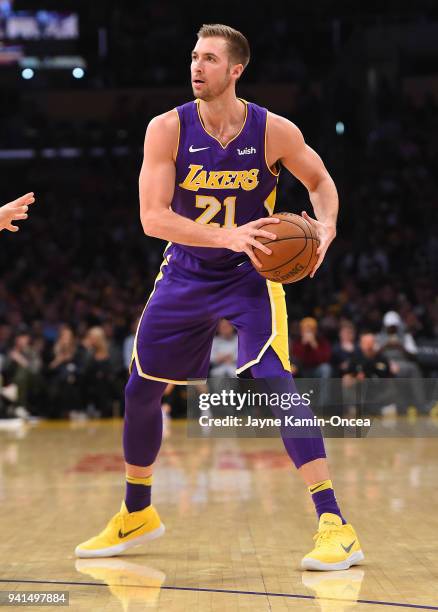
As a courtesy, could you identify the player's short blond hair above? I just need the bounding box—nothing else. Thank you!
[197,24,250,70]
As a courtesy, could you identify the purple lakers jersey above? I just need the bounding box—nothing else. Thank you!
[172,98,279,264]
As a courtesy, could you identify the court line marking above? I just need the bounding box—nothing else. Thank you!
[1,578,438,610]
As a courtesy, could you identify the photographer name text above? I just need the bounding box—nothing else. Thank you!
[198,415,371,428]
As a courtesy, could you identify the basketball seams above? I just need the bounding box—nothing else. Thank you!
[271,216,307,234]
[260,236,319,246]
[256,212,319,281]
[302,227,315,280]
[260,240,309,273]
[262,212,317,241]
[300,215,318,241]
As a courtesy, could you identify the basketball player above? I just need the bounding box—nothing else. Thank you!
[0,193,34,233]
[76,25,364,571]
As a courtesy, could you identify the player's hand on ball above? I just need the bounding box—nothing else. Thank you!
[225,217,280,268]
[301,211,336,278]
[0,192,35,233]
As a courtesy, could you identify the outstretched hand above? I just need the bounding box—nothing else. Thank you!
[301,211,336,278]
[0,192,35,233]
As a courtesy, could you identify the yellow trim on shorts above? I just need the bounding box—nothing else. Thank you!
[130,243,207,386]
[134,369,206,386]
[270,282,291,371]
[236,280,291,375]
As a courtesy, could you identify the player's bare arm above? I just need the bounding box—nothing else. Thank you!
[139,111,278,268]
[266,113,338,277]
[0,192,35,233]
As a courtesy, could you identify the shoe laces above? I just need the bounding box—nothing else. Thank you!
[313,526,343,548]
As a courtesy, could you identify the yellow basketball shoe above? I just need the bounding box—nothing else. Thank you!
[301,513,364,571]
[75,502,165,558]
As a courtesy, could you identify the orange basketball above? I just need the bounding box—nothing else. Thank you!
[254,212,319,283]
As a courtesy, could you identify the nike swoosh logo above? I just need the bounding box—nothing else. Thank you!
[341,540,356,553]
[189,145,210,153]
[118,523,146,539]
[309,483,326,493]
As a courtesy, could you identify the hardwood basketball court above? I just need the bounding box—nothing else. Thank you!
[1,419,437,611]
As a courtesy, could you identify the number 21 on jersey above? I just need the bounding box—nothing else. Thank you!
[194,195,237,228]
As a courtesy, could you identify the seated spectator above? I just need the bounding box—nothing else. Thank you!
[82,326,121,417]
[343,332,394,415]
[376,311,427,413]
[292,317,332,378]
[377,311,421,374]
[331,321,361,376]
[210,319,238,378]
[47,325,85,418]
[344,333,391,381]
[3,331,43,416]
[102,321,124,376]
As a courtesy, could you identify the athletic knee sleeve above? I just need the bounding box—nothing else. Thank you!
[123,363,167,467]
[250,348,327,469]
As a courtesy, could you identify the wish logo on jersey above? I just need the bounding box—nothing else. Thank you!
[179,164,259,192]
[237,146,257,155]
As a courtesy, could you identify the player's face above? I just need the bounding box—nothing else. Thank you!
[191,37,240,101]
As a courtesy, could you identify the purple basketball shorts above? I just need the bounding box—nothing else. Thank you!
[131,243,291,384]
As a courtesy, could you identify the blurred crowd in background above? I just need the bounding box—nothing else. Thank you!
[1,2,437,420]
